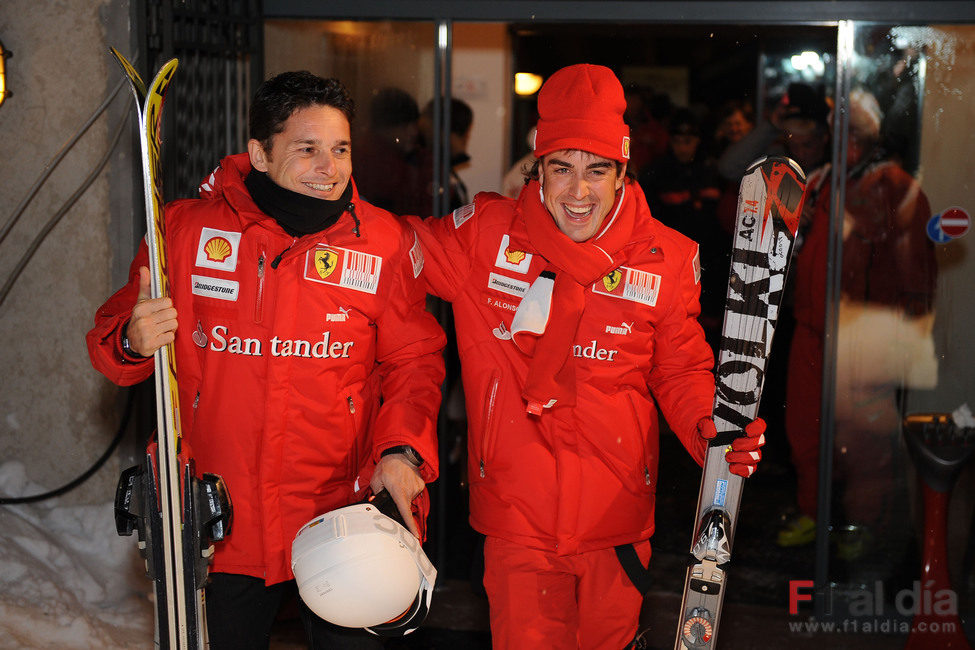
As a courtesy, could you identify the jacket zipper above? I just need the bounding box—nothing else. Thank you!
[347,395,359,481]
[479,373,501,478]
[255,247,266,324]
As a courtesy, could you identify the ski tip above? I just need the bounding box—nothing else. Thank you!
[745,155,806,184]
[109,47,147,99]
[744,155,769,173]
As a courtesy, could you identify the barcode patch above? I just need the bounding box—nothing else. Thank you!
[341,250,382,294]
[592,266,661,306]
[622,268,661,305]
[304,245,383,294]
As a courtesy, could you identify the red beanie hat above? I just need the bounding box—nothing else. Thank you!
[533,64,630,163]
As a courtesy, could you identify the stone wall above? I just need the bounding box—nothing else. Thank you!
[0,0,137,505]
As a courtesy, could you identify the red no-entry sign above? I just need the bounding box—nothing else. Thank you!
[940,207,970,238]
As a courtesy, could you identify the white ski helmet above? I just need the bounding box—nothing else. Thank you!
[291,498,437,636]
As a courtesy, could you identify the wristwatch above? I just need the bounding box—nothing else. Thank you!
[120,324,147,360]
[381,445,424,468]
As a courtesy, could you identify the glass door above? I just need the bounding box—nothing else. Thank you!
[814,22,975,643]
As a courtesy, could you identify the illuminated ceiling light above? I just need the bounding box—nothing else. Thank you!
[790,51,824,75]
[0,40,10,110]
[514,72,543,96]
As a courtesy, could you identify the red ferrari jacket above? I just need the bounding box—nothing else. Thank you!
[408,179,715,555]
[87,153,445,584]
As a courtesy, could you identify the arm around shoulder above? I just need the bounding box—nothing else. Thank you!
[404,194,492,301]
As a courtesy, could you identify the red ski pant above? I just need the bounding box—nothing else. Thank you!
[482,535,649,649]
[786,322,822,519]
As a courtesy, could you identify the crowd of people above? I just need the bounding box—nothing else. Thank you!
[86,56,937,649]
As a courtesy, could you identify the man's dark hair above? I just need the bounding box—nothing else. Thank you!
[422,98,473,137]
[249,71,355,153]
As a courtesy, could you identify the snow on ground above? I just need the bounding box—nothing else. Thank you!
[0,461,153,649]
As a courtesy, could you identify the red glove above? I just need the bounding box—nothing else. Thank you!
[697,417,767,478]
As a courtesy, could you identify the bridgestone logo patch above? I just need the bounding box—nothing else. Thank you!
[191,275,239,301]
[488,272,529,298]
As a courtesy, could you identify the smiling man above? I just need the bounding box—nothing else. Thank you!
[87,71,445,649]
[407,63,765,649]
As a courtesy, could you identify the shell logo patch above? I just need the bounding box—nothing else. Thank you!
[592,266,661,306]
[494,234,533,273]
[195,227,241,271]
[205,237,232,262]
[314,250,339,279]
[304,245,382,294]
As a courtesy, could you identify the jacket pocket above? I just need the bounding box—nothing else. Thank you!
[477,371,502,479]
[626,392,654,491]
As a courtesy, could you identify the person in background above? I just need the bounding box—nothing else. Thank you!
[353,86,424,215]
[502,125,538,199]
[778,88,937,551]
[639,108,725,352]
[717,82,830,191]
[416,97,475,215]
[86,71,446,650]
[711,98,755,159]
[623,82,671,178]
[406,63,766,649]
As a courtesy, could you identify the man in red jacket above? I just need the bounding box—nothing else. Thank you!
[407,64,765,649]
[87,72,445,649]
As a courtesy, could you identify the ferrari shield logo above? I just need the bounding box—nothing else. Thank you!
[315,250,338,279]
[603,269,622,292]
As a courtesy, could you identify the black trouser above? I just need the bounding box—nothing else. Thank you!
[205,572,384,650]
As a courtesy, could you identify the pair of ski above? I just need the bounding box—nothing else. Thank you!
[108,49,231,649]
[631,156,806,649]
